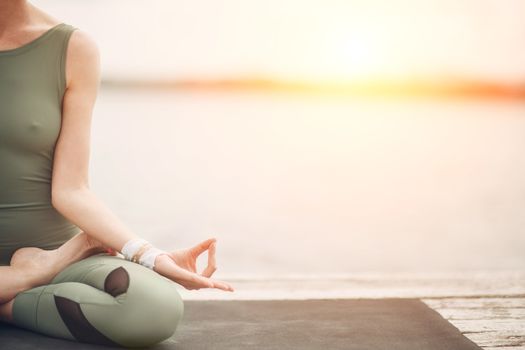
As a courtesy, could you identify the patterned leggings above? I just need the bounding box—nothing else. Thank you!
[11,253,184,348]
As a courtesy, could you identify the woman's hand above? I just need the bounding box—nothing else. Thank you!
[153,238,235,292]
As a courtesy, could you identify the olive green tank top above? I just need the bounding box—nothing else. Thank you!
[0,22,83,266]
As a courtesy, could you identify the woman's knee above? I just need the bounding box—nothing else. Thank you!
[108,266,185,346]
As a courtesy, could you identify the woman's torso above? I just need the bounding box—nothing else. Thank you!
[0,22,82,266]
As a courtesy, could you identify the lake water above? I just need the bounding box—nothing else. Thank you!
[89,88,525,278]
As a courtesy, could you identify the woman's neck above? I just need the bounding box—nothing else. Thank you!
[0,1,33,35]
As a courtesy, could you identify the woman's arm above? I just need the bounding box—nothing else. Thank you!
[51,30,233,292]
[50,29,138,252]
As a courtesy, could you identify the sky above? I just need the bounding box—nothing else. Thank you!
[33,0,525,84]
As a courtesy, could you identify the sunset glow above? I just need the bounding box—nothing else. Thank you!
[312,27,389,81]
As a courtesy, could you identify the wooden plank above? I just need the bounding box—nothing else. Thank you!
[435,308,525,320]
[424,297,525,321]
[450,320,524,333]
[423,298,525,349]
[426,298,525,309]
[465,332,525,348]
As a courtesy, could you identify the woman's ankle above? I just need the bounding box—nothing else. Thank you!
[55,232,106,263]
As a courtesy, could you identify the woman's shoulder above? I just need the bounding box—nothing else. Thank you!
[63,26,101,90]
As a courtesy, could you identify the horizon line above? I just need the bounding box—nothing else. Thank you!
[100,77,525,99]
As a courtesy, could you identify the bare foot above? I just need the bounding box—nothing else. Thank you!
[9,232,112,289]
[9,247,63,288]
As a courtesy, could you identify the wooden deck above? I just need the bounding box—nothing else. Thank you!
[176,271,525,349]
[424,297,525,350]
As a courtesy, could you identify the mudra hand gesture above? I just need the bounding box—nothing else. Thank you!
[152,238,234,292]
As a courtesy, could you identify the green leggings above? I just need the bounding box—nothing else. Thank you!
[11,253,185,348]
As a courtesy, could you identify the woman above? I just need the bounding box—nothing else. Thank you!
[0,1,234,347]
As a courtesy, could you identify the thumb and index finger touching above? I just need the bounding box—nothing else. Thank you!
[190,237,233,291]
[158,237,233,292]
[172,262,233,292]
[190,237,218,278]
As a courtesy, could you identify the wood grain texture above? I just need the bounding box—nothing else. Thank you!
[423,298,525,350]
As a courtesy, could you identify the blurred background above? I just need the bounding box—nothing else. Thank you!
[34,0,525,277]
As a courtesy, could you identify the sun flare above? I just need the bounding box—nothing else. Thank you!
[308,22,395,83]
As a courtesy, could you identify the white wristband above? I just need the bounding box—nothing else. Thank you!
[121,238,149,260]
[140,246,169,269]
[120,238,169,270]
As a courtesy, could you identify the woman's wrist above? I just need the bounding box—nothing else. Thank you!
[121,238,169,269]
[152,253,171,272]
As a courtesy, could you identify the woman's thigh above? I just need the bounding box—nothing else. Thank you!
[11,253,185,348]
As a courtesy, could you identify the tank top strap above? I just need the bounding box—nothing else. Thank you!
[54,23,79,100]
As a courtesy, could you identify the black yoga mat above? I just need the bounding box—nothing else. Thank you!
[0,298,482,350]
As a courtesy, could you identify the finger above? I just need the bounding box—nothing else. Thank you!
[183,271,231,292]
[200,242,217,277]
[161,259,215,288]
[182,270,214,288]
[190,237,217,257]
[180,271,215,289]
[210,279,235,292]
